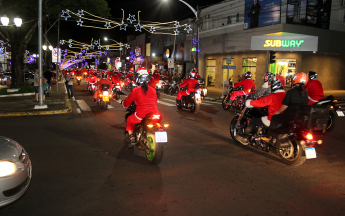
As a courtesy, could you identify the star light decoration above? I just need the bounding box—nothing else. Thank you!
[127,14,136,24]
[90,45,95,49]
[82,45,86,49]
[150,26,156,33]
[174,29,180,35]
[184,25,192,33]
[94,40,99,45]
[77,10,84,17]
[134,23,142,32]
[119,47,123,51]
[104,22,111,29]
[60,40,65,45]
[69,44,72,48]
[61,10,71,21]
[68,39,72,43]
[125,44,130,49]
[26,50,30,55]
[77,19,83,26]
[192,38,199,45]
[174,21,180,28]
[106,46,109,50]
[119,22,128,31]
[104,52,107,55]
[97,45,102,50]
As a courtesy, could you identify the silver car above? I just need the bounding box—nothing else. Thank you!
[0,137,32,208]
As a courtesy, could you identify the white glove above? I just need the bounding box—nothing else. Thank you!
[246,99,253,108]
[262,82,269,88]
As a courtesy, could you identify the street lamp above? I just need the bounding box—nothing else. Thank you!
[48,45,53,51]
[13,17,22,27]
[0,15,9,26]
[42,45,47,50]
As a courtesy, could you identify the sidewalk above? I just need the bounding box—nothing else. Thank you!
[0,82,72,117]
[205,86,345,101]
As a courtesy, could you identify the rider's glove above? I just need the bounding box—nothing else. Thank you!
[245,99,253,108]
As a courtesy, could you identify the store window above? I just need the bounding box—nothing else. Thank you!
[206,59,216,86]
[222,58,234,82]
[270,59,297,87]
[242,58,257,81]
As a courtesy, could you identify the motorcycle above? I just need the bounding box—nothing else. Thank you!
[112,82,124,100]
[222,85,253,110]
[76,76,82,85]
[125,102,168,164]
[314,96,344,132]
[230,105,329,166]
[125,79,137,92]
[96,84,113,110]
[88,81,96,94]
[177,84,202,114]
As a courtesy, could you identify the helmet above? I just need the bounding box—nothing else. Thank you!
[189,72,196,78]
[244,71,252,79]
[101,73,107,79]
[263,72,273,82]
[292,72,309,85]
[308,71,318,80]
[271,76,284,92]
[136,72,149,85]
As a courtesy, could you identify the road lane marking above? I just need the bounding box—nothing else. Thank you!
[76,100,91,111]
[109,105,115,109]
[76,108,81,113]
[157,101,176,107]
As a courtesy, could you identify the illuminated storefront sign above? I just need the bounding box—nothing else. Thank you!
[251,33,318,51]
[263,40,304,48]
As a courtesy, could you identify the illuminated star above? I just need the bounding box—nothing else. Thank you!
[134,23,142,32]
[77,19,83,26]
[69,44,72,48]
[68,39,72,43]
[97,45,102,50]
[104,22,111,29]
[94,40,99,45]
[104,52,107,55]
[125,44,130,49]
[192,38,199,44]
[174,29,180,35]
[82,50,86,53]
[119,42,123,47]
[90,45,95,49]
[184,24,192,33]
[127,14,136,24]
[60,40,65,45]
[106,46,109,50]
[77,10,84,17]
[119,47,123,51]
[150,26,156,33]
[26,50,30,55]
[82,45,86,49]
[174,21,180,28]
[61,10,71,21]
[119,22,128,31]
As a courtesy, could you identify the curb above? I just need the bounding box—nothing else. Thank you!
[0,93,35,98]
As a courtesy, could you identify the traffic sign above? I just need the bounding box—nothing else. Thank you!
[226,56,232,64]
[168,58,174,69]
[52,48,61,63]
[222,65,236,69]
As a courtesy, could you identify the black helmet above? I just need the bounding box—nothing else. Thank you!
[101,73,107,79]
[244,71,252,79]
[136,72,149,85]
[308,71,317,80]
[263,72,273,82]
[189,71,196,78]
[271,76,284,92]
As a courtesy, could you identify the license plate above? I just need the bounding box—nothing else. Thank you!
[103,96,109,101]
[116,85,121,88]
[336,110,344,117]
[155,131,167,143]
[305,147,317,159]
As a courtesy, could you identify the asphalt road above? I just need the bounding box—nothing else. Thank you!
[1,83,345,216]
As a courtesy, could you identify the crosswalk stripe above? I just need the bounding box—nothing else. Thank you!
[76,108,81,113]
[76,100,91,111]
[157,101,176,107]
[108,105,115,109]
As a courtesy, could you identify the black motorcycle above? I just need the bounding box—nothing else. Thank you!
[125,102,168,164]
[177,84,201,114]
[230,105,329,166]
[112,82,124,100]
[222,85,253,111]
[314,96,344,132]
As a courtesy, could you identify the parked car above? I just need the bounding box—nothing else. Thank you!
[0,136,32,208]
[25,74,35,85]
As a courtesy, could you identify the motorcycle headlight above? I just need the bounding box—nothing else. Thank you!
[197,90,201,94]
[0,161,17,177]
[103,91,109,96]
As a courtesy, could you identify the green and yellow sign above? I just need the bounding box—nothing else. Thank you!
[263,40,304,48]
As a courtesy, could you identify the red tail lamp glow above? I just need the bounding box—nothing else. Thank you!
[306,133,313,140]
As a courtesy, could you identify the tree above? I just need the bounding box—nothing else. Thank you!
[0,0,110,88]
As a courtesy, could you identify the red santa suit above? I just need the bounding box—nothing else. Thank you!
[123,86,159,131]
[247,90,286,126]
[176,78,199,100]
[125,73,134,86]
[149,78,158,89]
[276,74,286,89]
[111,74,121,85]
[304,79,325,105]
[93,79,113,99]
[230,78,256,100]
[152,73,161,81]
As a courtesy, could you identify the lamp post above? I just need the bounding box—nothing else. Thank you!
[163,0,200,69]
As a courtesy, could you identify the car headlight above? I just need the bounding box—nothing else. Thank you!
[0,161,17,177]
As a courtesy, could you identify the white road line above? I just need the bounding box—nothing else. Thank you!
[76,100,91,111]
[108,105,115,109]
[157,101,176,107]
[159,97,220,105]
[76,108,81,113]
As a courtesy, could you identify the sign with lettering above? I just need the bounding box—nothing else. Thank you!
[251,34,318,51]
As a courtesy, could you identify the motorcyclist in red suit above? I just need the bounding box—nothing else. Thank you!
[122,71,159,148]
[152,71,161,81]
[236,76,286,145]
[125,72,134,86]
[93,73,113,101]
[176,71,199,105]
[304,71,324,105]
[111,73,121,85]
[227,71,255,105]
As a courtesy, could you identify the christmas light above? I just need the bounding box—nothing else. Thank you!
[192,38,199,44]
[184,25,192,33]
[127,14,136,24]
[174,21,180,28]
[94,40,99,45]
[119,22,128,31]
[69,44,72,48]
[26,50,30,54]
[134,23,142,32]
[104,22,111,29]
[97,45,102,49]
[60,40,65,45]
[77,10,84,17]
[106,46,109,50]
[77,19,83,26]
[61,10,71,21]
[174,29,180,35]
[125,44,130,49]
[150,26,156,33]
[68,39,72,43]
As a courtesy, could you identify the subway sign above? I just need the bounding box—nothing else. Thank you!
[251,33,318,51]
[263,40,304,48]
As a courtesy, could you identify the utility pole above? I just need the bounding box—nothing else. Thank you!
[56,12,60,91]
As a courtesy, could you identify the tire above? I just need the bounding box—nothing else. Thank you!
[280,140,306,166]
[222,95,231,110]
[191,101,200,114]
[230,117,240,144]
[145,133,163,165]
[115,91,120,100]
[102,101,108,110]
[326,111,336,132]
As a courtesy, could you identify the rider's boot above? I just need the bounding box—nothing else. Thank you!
[128,134,136,149]
[176,99,181,105]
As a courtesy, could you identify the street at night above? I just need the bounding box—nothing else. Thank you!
[0,83,345,215]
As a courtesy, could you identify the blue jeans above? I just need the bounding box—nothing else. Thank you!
[46,83,51,96]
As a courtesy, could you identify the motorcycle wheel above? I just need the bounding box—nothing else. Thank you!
[145,133,163,165]
[326,111,336,132]
[222,95,231,110]
[115,90,120,100]
[230,117,240,144]
[280,140,306,166]
[191,101,200,114]
[170,90,175,95]
[78,82,80,85]
[102,101,108,110]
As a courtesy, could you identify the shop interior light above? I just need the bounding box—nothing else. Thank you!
[14,17,22,27]
[1,15,9,26]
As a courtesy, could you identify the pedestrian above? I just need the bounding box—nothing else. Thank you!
[43,68,52,96]
[43,78,49,102]
[65,73,74,100]
[34,68,39,102]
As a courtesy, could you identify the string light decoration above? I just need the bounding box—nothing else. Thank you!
[77,10,84,17]
[184,25,192,33]
[61,10,71,21]
[77,19,83,26]
[127,14,136,24]
[104,22,111,28]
